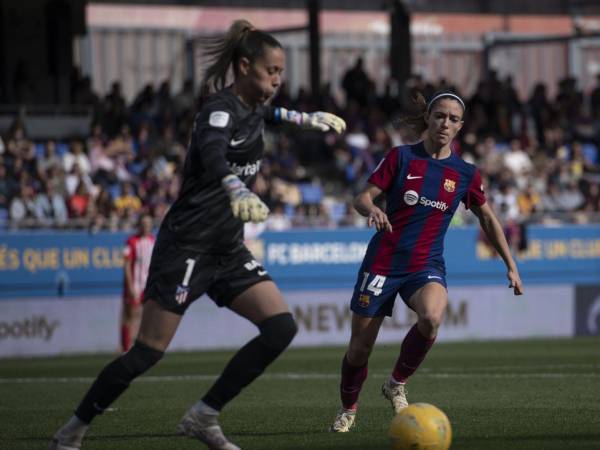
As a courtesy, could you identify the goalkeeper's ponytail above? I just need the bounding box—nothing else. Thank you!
[199,20,282,98]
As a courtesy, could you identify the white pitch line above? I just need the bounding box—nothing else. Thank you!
[1,371,600,384]
[442,363,600,371]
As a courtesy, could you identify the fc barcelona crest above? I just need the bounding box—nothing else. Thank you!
[358,294,370,308]
[444,179,456,192]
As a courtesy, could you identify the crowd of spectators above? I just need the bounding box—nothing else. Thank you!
[1,63,599,236]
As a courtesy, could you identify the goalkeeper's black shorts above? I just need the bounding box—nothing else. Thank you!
[144,234,272,315]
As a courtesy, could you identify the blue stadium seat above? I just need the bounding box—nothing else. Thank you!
[582,143,598,165]
[35,143,46,157]
[56,142,69,156]
[495,142,510,153]
[298,183,323,204]
[284,204,295,217]
[329,202,347,223]
[108,184,121,199]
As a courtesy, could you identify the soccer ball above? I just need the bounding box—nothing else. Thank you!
[389,403,452,450]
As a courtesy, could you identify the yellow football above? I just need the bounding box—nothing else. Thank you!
[389,403,452,450]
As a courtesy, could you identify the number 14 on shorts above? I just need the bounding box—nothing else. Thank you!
[360,272,387,296]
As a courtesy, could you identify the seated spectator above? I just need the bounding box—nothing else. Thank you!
[291,204,309,228]
[0,163,17,210]
[581,182,600,213]
[65,163,96,197]
[20,140,37,175]
[9,185,36,227]
[517,184,542,220]
[34,182,68,226]
[556,180,584,212]
[569,141,596,179]
[154,125,186,163]
[541,182,561,214]
[6,119,33,158]
[266,203,292,231]
[106,124,136,182]
[503,138,532,188]
[63,140,91,175]
[88,123,116,182]
[338,200,366,228]
[68,182,90,218]
[492,183,519,221]
[95,187,114,218]
[114,182,142,216]
[46,165,67,197]
[36,140,62,180]
[305,204,333,228]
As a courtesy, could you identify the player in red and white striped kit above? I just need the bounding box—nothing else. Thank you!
[121,213,155,351]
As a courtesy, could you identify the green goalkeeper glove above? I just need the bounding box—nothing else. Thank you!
[222,174,270,223]
[275,108,346,134]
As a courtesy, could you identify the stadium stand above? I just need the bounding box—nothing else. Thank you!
[1,69,599,232]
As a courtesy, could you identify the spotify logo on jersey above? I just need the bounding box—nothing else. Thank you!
[404,190,419,205]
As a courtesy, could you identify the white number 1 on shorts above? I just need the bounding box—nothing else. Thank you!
[181,258,196,287]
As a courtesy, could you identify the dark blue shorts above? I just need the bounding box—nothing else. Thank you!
[349,268,447,317]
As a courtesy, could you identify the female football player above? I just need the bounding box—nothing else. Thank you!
[120,213,155,352]
[51,20,346,450]
[330,91,523,432]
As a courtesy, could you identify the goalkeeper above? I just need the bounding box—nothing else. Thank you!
[50,19,345,450]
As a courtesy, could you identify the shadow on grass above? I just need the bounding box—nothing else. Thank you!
[455,433,600,443]
[231,431,318,437]
[452,434,600,450]
[15,432,181,442]
[301,445,385,450]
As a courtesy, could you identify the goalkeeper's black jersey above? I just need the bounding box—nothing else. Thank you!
[158,88,274,253]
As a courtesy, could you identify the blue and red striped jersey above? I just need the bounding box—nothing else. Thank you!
[363,142,486,276]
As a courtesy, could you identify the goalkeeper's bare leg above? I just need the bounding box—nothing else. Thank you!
[180,281,296,449]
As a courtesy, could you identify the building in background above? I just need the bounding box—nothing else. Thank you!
[81,3,600,102]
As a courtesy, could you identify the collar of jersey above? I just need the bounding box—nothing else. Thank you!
[416,141,454,162]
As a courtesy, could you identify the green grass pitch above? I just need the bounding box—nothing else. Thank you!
[2,337,600,449]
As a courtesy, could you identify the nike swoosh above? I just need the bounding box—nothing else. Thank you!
[230,137,247,146]
[258,270,268,276]
[407,174,422,179]
[427,275,442,280]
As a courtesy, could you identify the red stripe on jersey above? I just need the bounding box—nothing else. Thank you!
[408,166,460,272]
[368,147,399,192]
[372,159,429,276]
[463,168,486,209]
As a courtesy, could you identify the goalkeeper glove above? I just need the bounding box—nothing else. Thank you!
[275,108,346,134]
[222,174,270,223]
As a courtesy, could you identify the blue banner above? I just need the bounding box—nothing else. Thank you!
[1,225,599,298]
[0,232,126,297]
[258,225,600,289]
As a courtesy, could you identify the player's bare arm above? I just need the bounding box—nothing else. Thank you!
[353,183,392,232]
[123,257,136,300]
[470,202,524,295]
